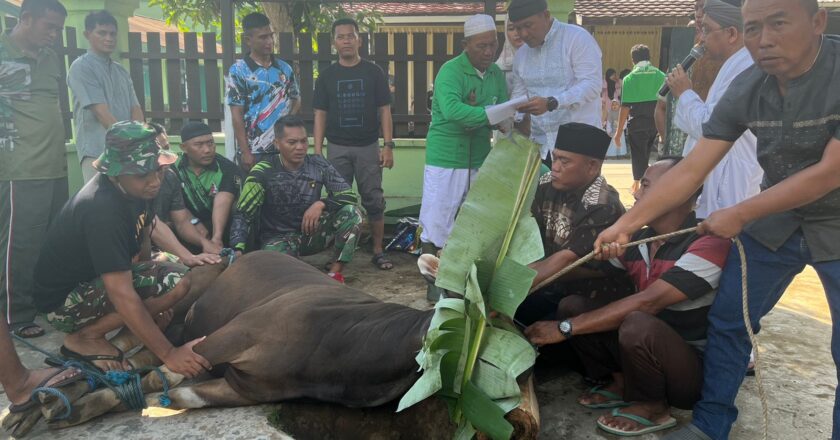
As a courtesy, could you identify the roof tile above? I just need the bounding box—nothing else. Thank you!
[340,2,506,16]
[574,0,694,18]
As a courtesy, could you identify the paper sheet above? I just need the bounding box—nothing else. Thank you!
[485,95,529,125]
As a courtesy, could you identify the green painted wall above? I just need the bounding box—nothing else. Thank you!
[65,137,426,217]
[548,0,575,22]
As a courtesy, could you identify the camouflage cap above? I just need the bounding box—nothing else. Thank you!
[93,121,177,176]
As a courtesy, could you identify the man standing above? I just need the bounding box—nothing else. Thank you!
[170,122,241,249]
[227,12,300,171]
[509,0,603,163]
[614,44,666,192]
[231,116,363,283]
[67,10,144,183]
[33,121,220,373]
[517,123,632,326]
[419,14,507,253]
[313,18,394,270]
[667,0,762,219]
[595,1,840,438]
[527,157,731,436]
[0,0,68,338]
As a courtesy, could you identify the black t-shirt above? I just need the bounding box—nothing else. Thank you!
[313,59,391,146]
[153,168,185,225]
[33,174,152,312]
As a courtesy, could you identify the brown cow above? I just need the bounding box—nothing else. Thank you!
[8,251,538,438]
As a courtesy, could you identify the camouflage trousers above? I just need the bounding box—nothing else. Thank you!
[262,204,364,263]
[46,261,188,333]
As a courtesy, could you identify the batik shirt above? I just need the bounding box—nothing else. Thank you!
[230,154,358,250]
[226,55,300,154]
[532,174,625,257]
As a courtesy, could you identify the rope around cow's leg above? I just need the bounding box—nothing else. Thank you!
[734,237,768,440]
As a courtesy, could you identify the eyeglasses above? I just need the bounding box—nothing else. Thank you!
[700,25,725,36]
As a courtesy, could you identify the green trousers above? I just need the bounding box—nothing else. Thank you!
[262,204,364,264]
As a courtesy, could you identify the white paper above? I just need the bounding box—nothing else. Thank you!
[485,95,529,126]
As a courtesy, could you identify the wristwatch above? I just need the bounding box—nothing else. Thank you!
[546,96,559,112]
[383,141,396,149]
[558,319,573,339]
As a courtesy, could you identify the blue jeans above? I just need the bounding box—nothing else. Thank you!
[691,231,840,439]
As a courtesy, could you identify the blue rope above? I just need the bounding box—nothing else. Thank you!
[29,387,73,420]
[11,334,173,415]
[220,247,236,266]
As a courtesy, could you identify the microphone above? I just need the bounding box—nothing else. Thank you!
[659,45,706,97]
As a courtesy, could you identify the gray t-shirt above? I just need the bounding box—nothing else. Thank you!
[702,35,840,262]
[67,50,140,161]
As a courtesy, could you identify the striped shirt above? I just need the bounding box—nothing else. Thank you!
[609,216,731,348]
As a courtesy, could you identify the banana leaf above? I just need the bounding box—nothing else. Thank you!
[398,134,544,439]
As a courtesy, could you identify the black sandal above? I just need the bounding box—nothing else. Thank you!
[371,252,394,270]
[11,322,45,339]
[58,345,125,373]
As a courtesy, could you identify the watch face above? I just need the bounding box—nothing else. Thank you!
[559,321,571,333]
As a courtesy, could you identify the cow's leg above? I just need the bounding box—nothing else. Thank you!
[146,378,256,410]
[47,367,184,429]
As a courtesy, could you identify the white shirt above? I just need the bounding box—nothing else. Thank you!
[511,19,603,159]
[675,46,763,219]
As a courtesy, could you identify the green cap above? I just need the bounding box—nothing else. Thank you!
[93,121,177,176]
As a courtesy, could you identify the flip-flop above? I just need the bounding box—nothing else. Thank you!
[6,368,83,413]
[371,252,394,270]
[596,407,677,437]
[579,385,631,409]
[59,345,125,373]
[11,322,45,339]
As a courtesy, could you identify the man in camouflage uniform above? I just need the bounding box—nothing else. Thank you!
[231,116,363,283]
[32,121,220,375]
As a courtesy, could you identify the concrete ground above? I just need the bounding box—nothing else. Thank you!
[1,161,835,439]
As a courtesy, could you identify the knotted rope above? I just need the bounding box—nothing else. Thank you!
[11,335,172,419]
[531,226,768,439]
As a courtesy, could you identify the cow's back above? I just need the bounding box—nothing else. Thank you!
[185,251,434,407]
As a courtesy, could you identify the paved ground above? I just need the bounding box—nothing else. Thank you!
[1,161,835,439]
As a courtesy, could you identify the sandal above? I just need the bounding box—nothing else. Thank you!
[371,252,394,270]
[11,322,45,339]
[7,368,83,413]
[596,408,677,436]
[579,385,630,409]
[58,345,124,373]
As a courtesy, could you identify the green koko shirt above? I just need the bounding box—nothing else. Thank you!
[426,51,507,169]
[0,32,67,180]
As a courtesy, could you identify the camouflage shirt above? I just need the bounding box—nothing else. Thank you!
[230,154,358,249]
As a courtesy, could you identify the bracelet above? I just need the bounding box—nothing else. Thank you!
[383,141,396,149]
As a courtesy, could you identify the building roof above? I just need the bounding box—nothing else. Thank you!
[341,2,506,16]
[574,0,694,19]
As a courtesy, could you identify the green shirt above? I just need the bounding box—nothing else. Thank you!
[0,32,67,180]
[620,61,666,104]
[426,52,507,169]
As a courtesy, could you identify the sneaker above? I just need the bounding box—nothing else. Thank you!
[328,272,345,283]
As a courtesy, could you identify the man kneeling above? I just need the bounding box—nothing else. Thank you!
[231,116,363,283]
[525,157,731,436]
[32,121,219,376]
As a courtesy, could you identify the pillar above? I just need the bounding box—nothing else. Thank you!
[62,0,140,64]
[548,0,575,23]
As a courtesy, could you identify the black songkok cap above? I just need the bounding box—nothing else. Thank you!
[554,122,611,160]
[180,121,213,143]
[508,0,548,22]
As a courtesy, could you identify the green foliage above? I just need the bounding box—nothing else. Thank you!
[148,0,382,40]
[398,134,544,439]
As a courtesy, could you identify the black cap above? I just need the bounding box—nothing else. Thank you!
[554,123,611,160]
[180,121,213,143]
[508,0,548,22]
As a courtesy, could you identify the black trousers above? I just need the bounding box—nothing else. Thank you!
[626,128,658,181]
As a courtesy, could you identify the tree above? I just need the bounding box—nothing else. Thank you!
[149,0,382,42]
